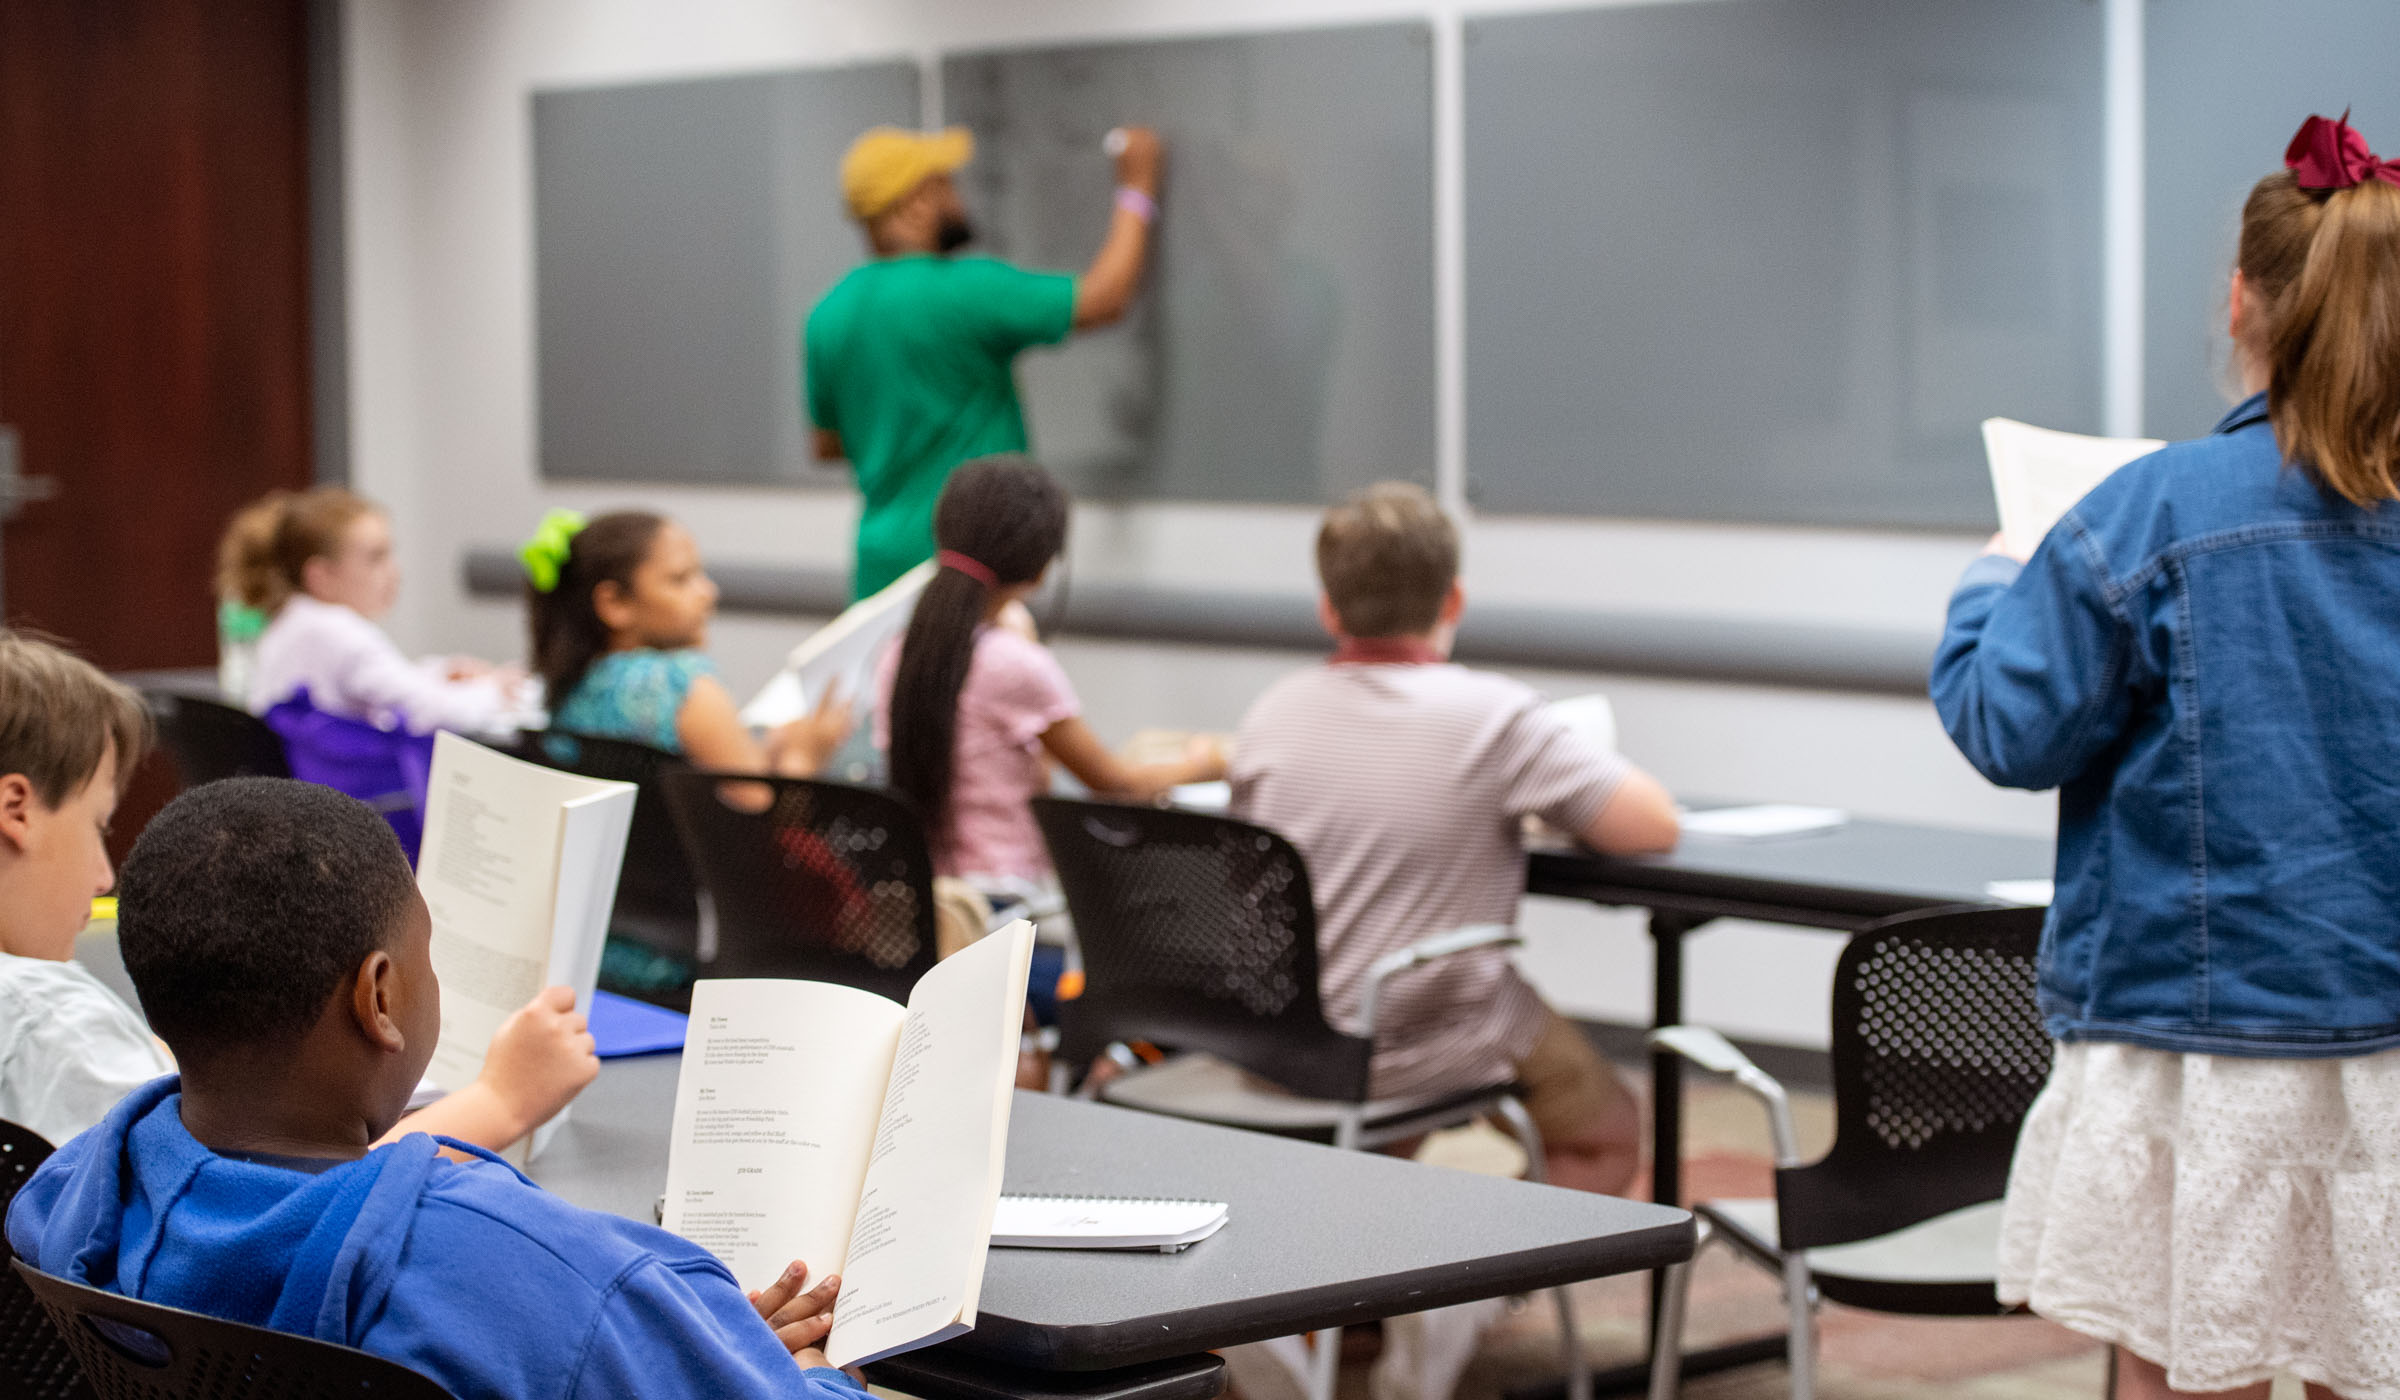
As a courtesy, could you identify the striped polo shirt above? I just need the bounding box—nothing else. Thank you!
[1229,660,1630,1099]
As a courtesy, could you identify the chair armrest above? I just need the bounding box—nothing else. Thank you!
[1647,1025,1805,1168]
[1357,924,1521,1040]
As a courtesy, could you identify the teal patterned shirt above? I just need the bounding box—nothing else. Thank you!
[550,649,715,754]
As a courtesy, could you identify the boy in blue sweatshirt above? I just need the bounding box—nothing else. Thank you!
[6,777,864,1400]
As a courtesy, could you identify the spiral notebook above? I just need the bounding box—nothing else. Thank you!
[991,1195,1229,1253]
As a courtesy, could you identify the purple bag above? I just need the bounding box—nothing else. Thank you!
[261,689,436,861]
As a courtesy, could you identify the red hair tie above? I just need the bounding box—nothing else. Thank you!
[2285,110,2400,191]
[936,549,999,588]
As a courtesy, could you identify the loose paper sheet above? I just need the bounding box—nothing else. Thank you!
[1983,418,2163,560]
[741,562,934,729]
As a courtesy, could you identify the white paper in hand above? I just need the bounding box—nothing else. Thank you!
[1983,418,2163,560]
[741,562,934,729]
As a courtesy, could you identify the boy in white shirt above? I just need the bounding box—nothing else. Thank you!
[0,631,593,1149]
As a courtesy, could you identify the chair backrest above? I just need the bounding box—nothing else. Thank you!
[143,692,290,788]
[1775,904,2051,1252]
[12,1259,454,1400]
[1,1120,91,1400]
[1032,797,1373,1102]
[259,691,434,860]
[520,731,701,961]
[658,772,939,1003]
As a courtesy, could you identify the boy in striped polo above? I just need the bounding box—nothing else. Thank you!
[1228,482,1679,1197]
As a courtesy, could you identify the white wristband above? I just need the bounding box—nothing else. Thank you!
[1114,185,1158,223]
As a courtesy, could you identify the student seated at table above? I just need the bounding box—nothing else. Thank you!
[1230,482,1679,1197]
[6,777,862,1400]
[0,630,596,1153]
[224,487,529,733]
[875,456,1224,918]
[524,508,855,996]
[526,508,852,775]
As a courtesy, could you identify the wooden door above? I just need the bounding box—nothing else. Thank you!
[0,0,315,853]
[0,0,314,669]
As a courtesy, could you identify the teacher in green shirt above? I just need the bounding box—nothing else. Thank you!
[807,123,1163,598]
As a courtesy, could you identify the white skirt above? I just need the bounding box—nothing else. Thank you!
[2000,1041,2400,1398]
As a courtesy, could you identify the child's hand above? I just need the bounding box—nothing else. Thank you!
[770,684,854,776]
[477,986,598,1139]
[748,1260,842,1368]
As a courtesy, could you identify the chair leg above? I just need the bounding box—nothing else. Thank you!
[1489,1096,1590,1400]
[1308,1326,1343,1400]
[1780,1251,1817,1400]
[1645,1257,1697,1400]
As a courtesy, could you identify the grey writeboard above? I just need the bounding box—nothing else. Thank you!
[533,64,918,483]
[943,25,1437,505]
[2146,0,2400,443]
[1463,0,2104,529]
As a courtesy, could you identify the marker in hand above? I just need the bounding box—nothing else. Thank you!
[1104,128,1130,157]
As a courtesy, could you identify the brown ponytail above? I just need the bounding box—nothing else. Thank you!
[2237,170,2400,506]
[215,487,380,615]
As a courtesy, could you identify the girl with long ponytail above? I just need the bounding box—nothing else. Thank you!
[877,456,1223,885]
[1934,114,2400,1400]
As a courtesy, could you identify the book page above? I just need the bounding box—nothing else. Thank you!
[826,921,1035,1368]
[662,979,908,1293]
[740,562,934,728]
[417,734,627,1095]
[1983,418,2163,560]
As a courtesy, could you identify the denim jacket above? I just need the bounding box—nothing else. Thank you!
[1933,394,2400,1057]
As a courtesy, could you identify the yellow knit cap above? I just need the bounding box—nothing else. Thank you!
[840,125,975,221]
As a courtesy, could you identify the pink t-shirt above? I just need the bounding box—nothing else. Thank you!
[875,627,1081,882]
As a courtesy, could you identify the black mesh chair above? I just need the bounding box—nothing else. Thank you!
[1032,797,1590,1400]
[517,731,705,997]
[658,772,939,1005]
[2,1120,89,1400]
[1645,904,2051,1400]
[143,692,290,788]
[12,1258,454,1399]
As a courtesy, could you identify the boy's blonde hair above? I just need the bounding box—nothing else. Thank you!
[0,631,153,805]
[1316,482,1459,638]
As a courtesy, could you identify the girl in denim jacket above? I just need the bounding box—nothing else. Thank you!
[1935,116,2400,1400]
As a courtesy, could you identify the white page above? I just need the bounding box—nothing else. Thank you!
[662,979,908,1292]
[1983,418,2164,560]
[740,562,935,729]
[416,733,634,1098]
[1547,693,1617,755]
[1679,804,1848,840]
[827,920,1035,1368]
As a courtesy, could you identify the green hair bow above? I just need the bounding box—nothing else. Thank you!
[519,509,588,593]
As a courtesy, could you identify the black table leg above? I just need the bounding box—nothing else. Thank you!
[1645,911,1705,1343]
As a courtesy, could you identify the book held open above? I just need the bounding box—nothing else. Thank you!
[663,920,1037,1368]
[415,732,636,1159]
[1983,417,2164,560]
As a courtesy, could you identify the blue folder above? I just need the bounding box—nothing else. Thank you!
[589,989,688,1058]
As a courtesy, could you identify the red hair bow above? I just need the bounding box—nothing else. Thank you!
[2285,111,2400,191]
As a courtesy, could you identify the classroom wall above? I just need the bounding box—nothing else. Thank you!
[343,0,2082,1051]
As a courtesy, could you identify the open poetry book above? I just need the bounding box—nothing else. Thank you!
[663,920,1037,1368]
[740,561,934,730]
[416,732,636,1158]
[1983,418,2164,560]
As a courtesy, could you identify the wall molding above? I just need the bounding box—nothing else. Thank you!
[465,548,1939,695]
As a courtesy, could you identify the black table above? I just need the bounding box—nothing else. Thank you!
[531,1055,1693,1388]
[1523,815,2052,1391]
